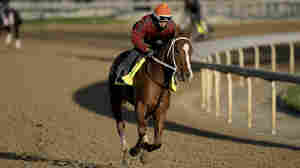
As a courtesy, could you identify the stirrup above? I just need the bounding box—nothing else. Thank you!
[122,74,134,86]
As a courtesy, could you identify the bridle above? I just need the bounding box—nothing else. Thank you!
[150,37,191,72]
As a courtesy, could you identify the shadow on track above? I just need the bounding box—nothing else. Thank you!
[0,152,115,168]
[72,76,300,151]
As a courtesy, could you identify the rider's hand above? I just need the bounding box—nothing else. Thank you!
[155,40,163,46]
[144,48,154,58]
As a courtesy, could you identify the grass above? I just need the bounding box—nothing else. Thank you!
[24,16,129,25]
[281,83,300,111]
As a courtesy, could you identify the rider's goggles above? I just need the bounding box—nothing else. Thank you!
[158,16,172,22]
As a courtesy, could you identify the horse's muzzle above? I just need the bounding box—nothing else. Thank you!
[176,71,193,82]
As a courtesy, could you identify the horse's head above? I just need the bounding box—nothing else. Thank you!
[166,27,193,82]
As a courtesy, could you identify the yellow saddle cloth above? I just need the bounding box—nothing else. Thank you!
[114,58,177,92]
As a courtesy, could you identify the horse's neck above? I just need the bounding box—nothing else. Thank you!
[140,49,170,87]
[146,58,165,82]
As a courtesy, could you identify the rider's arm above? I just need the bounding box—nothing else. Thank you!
[165,21,176,40]
[131,19,151,53]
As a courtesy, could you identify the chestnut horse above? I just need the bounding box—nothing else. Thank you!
[109,28,193,165]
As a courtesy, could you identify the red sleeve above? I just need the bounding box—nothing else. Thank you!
[167,21,176,39]
[131,20,149,53]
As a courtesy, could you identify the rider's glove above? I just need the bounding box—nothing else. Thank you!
[144,49,154,58]
[155,40,163,47]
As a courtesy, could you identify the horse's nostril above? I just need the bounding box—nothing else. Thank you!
[186,72,193,81]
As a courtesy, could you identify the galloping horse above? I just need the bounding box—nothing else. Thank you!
[0,7,22,49]
[109,27,193,165]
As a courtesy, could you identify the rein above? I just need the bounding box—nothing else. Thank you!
[150,37,191,72]
[145,36,191,89]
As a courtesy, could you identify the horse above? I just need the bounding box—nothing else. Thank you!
[0,7,23,49]
[108,28,194,165]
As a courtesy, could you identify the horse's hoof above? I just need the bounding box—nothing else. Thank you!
[140,150,150,165]
[129,147,140,157]
[121,159,129,168]
[146,144,161,152]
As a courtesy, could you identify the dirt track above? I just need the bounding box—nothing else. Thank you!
[0,21,300,168]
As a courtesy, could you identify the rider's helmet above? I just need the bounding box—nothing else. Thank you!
[153,3,172,22]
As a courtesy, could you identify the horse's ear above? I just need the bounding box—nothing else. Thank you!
[175,25,181,37]
[175,25,192,38]
[185,30,192,38]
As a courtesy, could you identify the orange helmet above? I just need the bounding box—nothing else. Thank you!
[154,3,172,22]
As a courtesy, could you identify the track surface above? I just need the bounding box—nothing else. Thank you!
[0,21,299,168]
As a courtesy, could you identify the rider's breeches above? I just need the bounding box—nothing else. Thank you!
[118,49,140,76]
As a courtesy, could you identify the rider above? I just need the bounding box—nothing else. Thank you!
[0,0,10,25]
[116,2,177,85]
[184,0,202,23]
[184,0,208,36]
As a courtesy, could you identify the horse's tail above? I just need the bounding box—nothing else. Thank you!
[108,54,125,124]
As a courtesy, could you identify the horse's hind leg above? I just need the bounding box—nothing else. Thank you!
[14,24,21,49]
[129,101,149,157]
[109,85,129,166]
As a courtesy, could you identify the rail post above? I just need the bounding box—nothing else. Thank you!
[226,50,233,124]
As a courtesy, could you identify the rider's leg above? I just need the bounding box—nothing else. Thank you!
[114,49,138,84]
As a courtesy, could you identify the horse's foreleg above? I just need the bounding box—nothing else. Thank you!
[144,103,168,153]
[151,109,167,151]
[129,101,148,157]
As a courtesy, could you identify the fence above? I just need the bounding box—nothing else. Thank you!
[9,0,300,22]
[10,1,183,20]
[201,0,300,20]
[198,41,300,135]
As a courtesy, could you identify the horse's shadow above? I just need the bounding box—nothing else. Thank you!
[0,152,111,168]
[72,80,300,151]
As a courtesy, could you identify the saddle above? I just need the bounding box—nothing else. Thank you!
[110,49,146,86]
